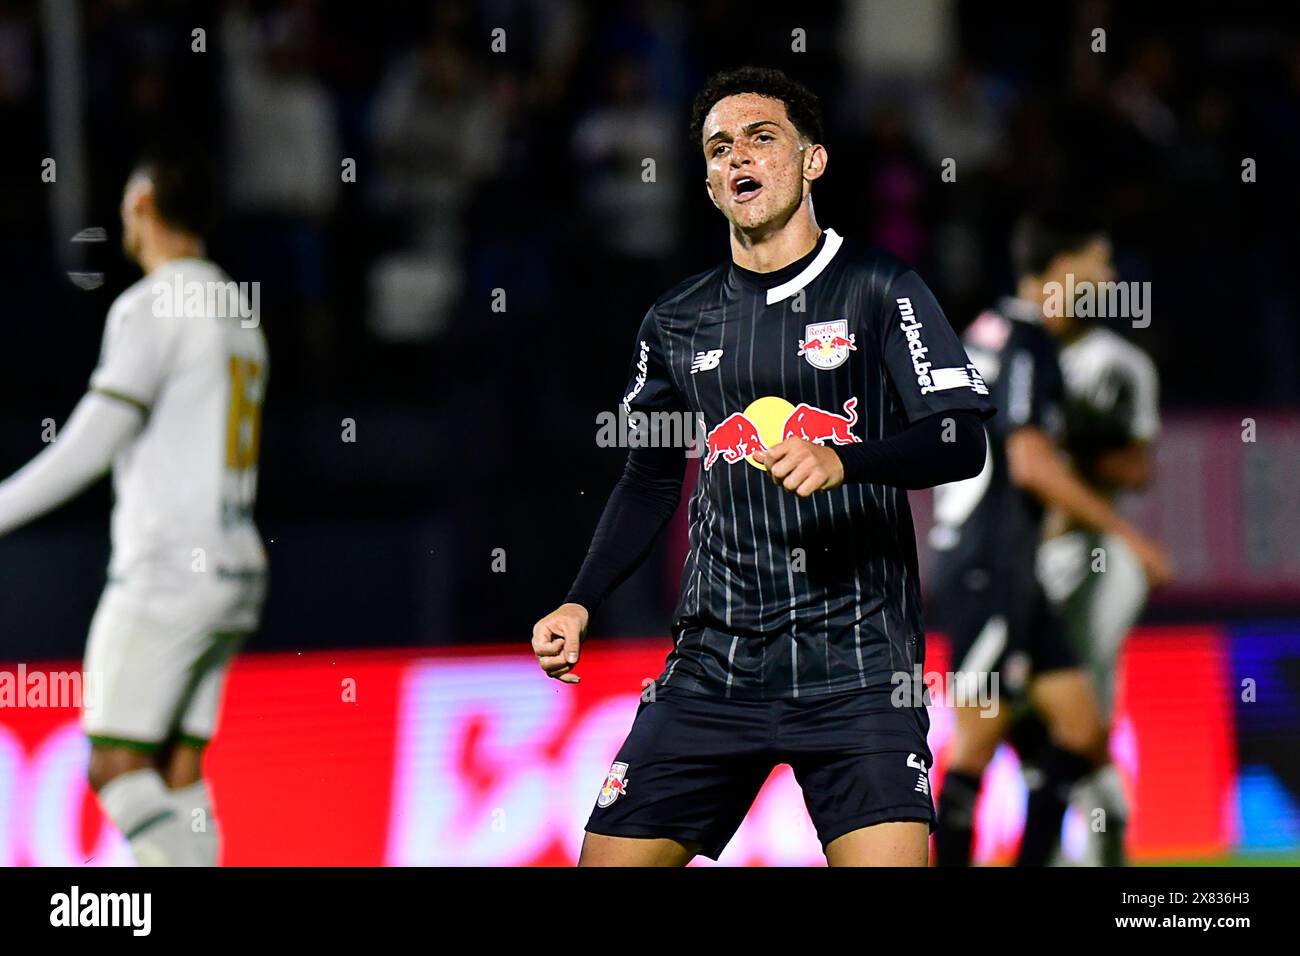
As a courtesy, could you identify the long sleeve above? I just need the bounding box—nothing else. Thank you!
[563,442,686,613]
[565,302,689,613]
[834,408,986,490]
[0,392,142,536]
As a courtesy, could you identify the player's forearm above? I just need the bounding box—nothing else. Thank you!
[0,393,141,536]
[834,409,986,489]
[1093,442,1153,491]
[563,444,685,613]
[1016,443,1138,539]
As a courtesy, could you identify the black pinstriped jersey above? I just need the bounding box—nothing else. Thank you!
[929,297,1065,586]
[625,229,993,700]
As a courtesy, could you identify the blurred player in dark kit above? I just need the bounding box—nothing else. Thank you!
[1030,231,1163,865]
[929,211,1170,866]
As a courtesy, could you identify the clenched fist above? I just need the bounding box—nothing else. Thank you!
[531,602,589,683]
[753,438,845,497]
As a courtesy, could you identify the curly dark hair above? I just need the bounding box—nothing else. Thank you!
[689,66,824,150]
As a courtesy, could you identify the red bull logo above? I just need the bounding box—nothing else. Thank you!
[704,411,766,470]
[703,396,862,471]
[783,397,861,446]
[597,761,630,808]
[797,319,856,370]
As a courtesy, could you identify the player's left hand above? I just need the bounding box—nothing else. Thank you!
[753,439,844,497]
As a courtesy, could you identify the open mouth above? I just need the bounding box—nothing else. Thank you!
[732,176,763,203]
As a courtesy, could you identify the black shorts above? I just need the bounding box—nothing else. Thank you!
[584,685,935,861]
[936,565,1078,700]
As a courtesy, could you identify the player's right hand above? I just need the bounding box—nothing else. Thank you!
[531,603,588,684]
[1121,530,1173,590]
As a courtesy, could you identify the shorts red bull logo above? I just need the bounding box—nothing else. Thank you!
[597,761,630,808]
[703,396,861,471]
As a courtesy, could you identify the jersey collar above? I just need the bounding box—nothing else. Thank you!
[729,228,845,305]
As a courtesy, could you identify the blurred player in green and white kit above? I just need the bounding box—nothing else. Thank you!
[1034,234,1163,865]
[0,145,268,865]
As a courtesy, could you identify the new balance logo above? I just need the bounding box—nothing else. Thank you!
[691,349,723,374]
[907,753,930,795]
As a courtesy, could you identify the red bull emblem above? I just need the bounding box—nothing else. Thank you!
[597,761,630,808]
[703,397,862,472]
[704,411,766,470]
[797,319,856,370]
[783,397,861,446]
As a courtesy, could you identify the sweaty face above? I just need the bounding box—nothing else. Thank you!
[702,93,816,232]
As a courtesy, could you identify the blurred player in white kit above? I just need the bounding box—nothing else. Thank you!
[0,145,268,865]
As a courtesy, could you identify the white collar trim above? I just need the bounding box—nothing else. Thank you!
[765,228,844,305]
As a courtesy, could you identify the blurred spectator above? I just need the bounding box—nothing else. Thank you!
[224,5,339,219]
[571,55,681,261]
[1111,39,1178,148]
[223,2,340,388]
[857,107,930,267]
[913,61,1007,173]
[366,31,502,342]
[370,34,502,239]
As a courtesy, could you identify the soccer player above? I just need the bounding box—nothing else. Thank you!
[928,211,1169,866]
[1032,237,1162,865]
[530,66,993,867]
[0,146,268,866]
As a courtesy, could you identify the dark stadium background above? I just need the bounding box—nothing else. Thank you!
[0,0,1296,659]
